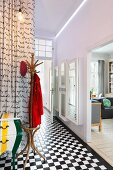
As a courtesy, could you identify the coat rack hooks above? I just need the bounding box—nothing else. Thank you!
[17,53,45,170]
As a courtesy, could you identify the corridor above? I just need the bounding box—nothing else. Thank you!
[0,110,112,170]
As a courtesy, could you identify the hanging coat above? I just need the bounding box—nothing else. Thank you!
[30,73,43,128]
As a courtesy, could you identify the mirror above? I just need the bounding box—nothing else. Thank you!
[59,62,67,119]
[66,59,79,124]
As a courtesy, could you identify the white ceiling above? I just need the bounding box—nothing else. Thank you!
[92,42,113,54]
[34,0,83,38]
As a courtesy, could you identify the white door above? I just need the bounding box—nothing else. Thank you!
[59,62,67,120]
[49,62,54,123]
[36,59,54,123]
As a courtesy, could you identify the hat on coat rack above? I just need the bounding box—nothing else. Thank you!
[20,61,27,77]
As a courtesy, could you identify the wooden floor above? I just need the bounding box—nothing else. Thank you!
[88,119,113,167]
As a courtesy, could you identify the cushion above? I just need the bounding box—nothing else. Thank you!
[103,98,111,107]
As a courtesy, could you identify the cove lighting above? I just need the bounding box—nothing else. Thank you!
[55,0,88,39]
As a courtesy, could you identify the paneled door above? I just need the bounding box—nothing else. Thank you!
[59,62,67,120]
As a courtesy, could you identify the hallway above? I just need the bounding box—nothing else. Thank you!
[0,110,112,170]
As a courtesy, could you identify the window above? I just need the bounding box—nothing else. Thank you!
[35,39,52,58]
[90,62,98,96]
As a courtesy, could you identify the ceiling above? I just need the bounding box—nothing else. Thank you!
[34,0,83,38]
[92,42,113,54]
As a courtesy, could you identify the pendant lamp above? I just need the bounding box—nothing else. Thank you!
[17,0,24,22]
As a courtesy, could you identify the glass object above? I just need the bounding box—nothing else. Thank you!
[35,38,52,58]
[46,40,52,46]
[39,51,45,57]
[38,39,45,45]
[46,51,52,58]
[35,50,38,56]
[46,46,52,52]
[39,45,45,51]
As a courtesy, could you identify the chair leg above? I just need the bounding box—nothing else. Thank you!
[16,143,28,158]
[12,155,15,170]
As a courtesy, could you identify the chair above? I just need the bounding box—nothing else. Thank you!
[91,101,102,131]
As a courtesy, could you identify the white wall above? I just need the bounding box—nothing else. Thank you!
[37,60,52,111]
[55,0,113,141]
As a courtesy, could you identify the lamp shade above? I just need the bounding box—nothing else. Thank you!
[20,61,27,77]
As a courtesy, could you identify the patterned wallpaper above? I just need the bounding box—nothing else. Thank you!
[0,0,35,125]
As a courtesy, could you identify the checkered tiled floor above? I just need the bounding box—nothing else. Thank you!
[0,110,113,170]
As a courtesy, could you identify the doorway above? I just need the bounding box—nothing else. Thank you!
[36,60,52,112]
[87,42,113,167]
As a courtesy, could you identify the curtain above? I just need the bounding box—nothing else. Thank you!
[98,60,105,96]
[0,0,35,125]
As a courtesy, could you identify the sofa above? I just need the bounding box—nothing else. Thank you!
[94,97,113,119]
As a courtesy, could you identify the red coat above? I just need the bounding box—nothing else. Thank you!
[30,73,43,128]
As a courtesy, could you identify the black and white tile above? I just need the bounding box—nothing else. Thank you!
[0,110,113,170]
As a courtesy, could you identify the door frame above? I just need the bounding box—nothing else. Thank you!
[86,38,113,142]
[49,68,52,112]
[49,62,54,123]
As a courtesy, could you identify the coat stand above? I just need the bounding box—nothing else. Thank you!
[17,53,45,169]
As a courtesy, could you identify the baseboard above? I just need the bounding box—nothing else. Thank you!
[44,106,51,113]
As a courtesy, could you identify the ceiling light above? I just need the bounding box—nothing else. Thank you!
[55,0,88,38]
